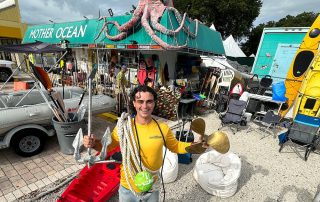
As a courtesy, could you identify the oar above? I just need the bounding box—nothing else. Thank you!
[29,61,68,122]
[51,91,69,121]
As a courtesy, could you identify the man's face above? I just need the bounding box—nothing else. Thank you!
[133,91,155,119]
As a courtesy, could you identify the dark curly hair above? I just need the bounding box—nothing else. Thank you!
[129,85,157,115]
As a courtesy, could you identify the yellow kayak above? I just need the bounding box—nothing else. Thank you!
[280,15,320,117]
[293,53,320,119]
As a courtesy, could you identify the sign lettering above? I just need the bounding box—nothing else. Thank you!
[29,25,87,40]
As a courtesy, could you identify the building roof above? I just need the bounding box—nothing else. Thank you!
[22,11,225,55]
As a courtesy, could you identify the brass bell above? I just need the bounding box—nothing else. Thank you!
[207,131,230,154]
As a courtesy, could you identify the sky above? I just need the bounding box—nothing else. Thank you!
[18,0,319,26]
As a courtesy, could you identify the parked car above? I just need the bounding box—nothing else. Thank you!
[0,60,17,82]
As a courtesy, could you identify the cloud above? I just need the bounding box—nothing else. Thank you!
[19,0,319,26]
[254,0,319,25]
[19,0,138,24]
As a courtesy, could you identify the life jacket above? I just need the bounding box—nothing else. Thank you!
[137,63,157,87]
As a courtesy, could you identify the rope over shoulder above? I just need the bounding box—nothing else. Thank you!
[116,112,160,198]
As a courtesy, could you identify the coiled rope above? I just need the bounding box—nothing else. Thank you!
[117,113,160,199]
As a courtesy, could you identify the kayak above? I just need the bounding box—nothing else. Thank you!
[292,52,320,123]
[58,147,121,202]
[280,15,320,117]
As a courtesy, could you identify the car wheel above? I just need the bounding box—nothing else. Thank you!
[11,129,46,157]
[0,69,12,82]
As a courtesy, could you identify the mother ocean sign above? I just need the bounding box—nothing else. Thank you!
[23,20,99,44]
[29,25,87,40]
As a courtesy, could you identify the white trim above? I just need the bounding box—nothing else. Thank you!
[0,0,15,10]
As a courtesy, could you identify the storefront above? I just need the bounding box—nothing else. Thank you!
[22,10,225,119]
[22,10,224,77]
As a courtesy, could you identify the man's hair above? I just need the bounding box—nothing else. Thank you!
[129,85,157,114]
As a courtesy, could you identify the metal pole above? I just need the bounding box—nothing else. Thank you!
[87,77,92,157]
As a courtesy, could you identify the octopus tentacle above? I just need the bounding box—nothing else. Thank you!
[167,7,198,38]
[150,8,187,36]
[106,1,145,32]
[103,21,128,41]
[94,15,129,41]
[94,17,108,41]
[141,5,186,49]
[99,2,145,41]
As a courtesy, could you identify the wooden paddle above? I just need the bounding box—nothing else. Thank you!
[51,91,69,121]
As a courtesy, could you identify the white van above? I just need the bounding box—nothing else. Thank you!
[0,60,17,82]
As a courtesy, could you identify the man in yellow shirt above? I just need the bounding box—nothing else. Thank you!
[115,65,129,115]
[83,85,206,202]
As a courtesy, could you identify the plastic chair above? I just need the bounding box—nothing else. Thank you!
[215,69,234,94]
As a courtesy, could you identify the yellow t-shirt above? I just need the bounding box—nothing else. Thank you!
[107,118,191,192]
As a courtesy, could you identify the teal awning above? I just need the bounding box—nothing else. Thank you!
[23,11,225,55]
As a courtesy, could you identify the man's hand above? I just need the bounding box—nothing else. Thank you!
[83,135,96,148]
[185,139,208,154]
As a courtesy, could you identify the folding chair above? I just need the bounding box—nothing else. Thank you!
[279,119,320,161]
[248,110,281,139]
[246,74,259,94]
[218,99,247,134]
[257,75,273,95]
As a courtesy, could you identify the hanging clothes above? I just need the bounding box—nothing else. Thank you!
[138,61,147,85]
[137,61,157,87]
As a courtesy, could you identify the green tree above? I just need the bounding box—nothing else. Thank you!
[174,0,262,41]
[242,12,319,56]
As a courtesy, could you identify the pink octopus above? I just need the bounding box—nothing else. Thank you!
[95,0,198,49]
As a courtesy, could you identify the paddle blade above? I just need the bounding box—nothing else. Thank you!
[29,61,52,90]
[36,66,52,90]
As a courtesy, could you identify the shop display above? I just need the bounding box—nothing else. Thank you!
[154,87,181,120]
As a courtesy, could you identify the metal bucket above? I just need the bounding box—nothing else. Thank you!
[52,114,86,155]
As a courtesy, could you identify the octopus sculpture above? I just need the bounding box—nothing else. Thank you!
[95,0,199,49]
